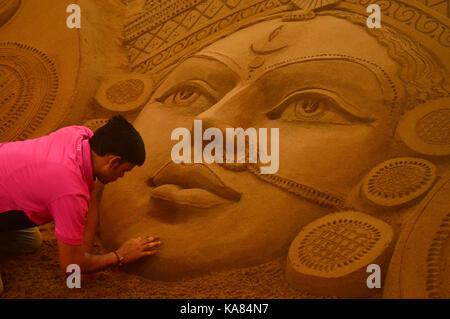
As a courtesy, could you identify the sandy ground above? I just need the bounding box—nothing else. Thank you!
[0,223,327,299]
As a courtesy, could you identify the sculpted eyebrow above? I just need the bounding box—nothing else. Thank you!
[192,52,242,76]
[175,55,238,78]
[158,56,239,93]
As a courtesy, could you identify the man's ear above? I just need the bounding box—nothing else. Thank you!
[108,155,122,169]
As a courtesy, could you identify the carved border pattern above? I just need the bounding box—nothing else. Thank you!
[423,0,449,18]
[124,0,205,41]
[344,0,450,47]
[131,0,292,74]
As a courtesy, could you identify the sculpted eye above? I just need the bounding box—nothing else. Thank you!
[168,89,200,104]
[155,80,217,114]
[294,98,327,120]
[266,89,374,125]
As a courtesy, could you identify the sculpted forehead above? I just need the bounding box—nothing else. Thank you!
[201,16,400,78]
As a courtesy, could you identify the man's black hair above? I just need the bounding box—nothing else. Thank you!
[89,116,146,166]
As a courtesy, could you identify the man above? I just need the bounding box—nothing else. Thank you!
[0,116,161,293]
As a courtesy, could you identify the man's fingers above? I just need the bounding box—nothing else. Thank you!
[143,250,158,256]
[143,236,160,243]
[142,241,161,251]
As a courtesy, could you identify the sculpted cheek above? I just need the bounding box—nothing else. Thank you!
[275,124,394,195]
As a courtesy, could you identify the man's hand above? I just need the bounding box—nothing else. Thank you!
[116,236,161,264]
[57,236,161,274]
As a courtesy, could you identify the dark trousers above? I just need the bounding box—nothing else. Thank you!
[0,211,42,293]
[0,210,39,232]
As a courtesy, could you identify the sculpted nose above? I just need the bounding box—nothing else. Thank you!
[194,84,258,128]
[194,117,235,134]
[185,85,261,168]
[189,118,252,170]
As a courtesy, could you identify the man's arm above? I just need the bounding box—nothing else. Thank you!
[57,236,160,274]
[50,193,161,274]
[58,240,115,273]
[82,184,100,253]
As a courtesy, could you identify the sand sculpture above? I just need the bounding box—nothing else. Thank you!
[0,42,58,142]
[384,173,450,298]
[0,0,80,143]
[95,73,154,112]
[397,97,450,156]
[82,118,111,133]
[95,0,449,298]
[286,211,394,298]
[0,0,448,298]
[0,0,20,28]
[361,157,437,207]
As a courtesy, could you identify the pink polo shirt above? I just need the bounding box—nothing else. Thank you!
[0,126,95,245]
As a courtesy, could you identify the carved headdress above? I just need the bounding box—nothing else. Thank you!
[123,0,449,76]
[122,0,449,114]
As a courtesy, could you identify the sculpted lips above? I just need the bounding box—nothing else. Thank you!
[147,162,242,207]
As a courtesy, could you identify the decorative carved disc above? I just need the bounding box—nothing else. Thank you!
[95,73,154,112]
[362,157,436,207]
[397,98,450,156]
[0,42,58,142]
[286,211,393,297]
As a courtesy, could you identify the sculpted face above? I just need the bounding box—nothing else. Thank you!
[99,16,406,280]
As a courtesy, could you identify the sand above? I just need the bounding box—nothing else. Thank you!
[0,223,327,299]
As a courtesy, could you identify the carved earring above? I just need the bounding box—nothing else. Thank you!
[95,73,155,112]
[360,157,437,209]
[396,97,450,157]
[285,210,394,298]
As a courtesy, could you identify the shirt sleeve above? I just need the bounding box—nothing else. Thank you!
[47,194,89,245]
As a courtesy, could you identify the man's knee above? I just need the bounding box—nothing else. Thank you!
[19,228,42,254]
[0,227,42,255]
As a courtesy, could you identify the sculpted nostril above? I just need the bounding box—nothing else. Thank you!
[146,177,155,187]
